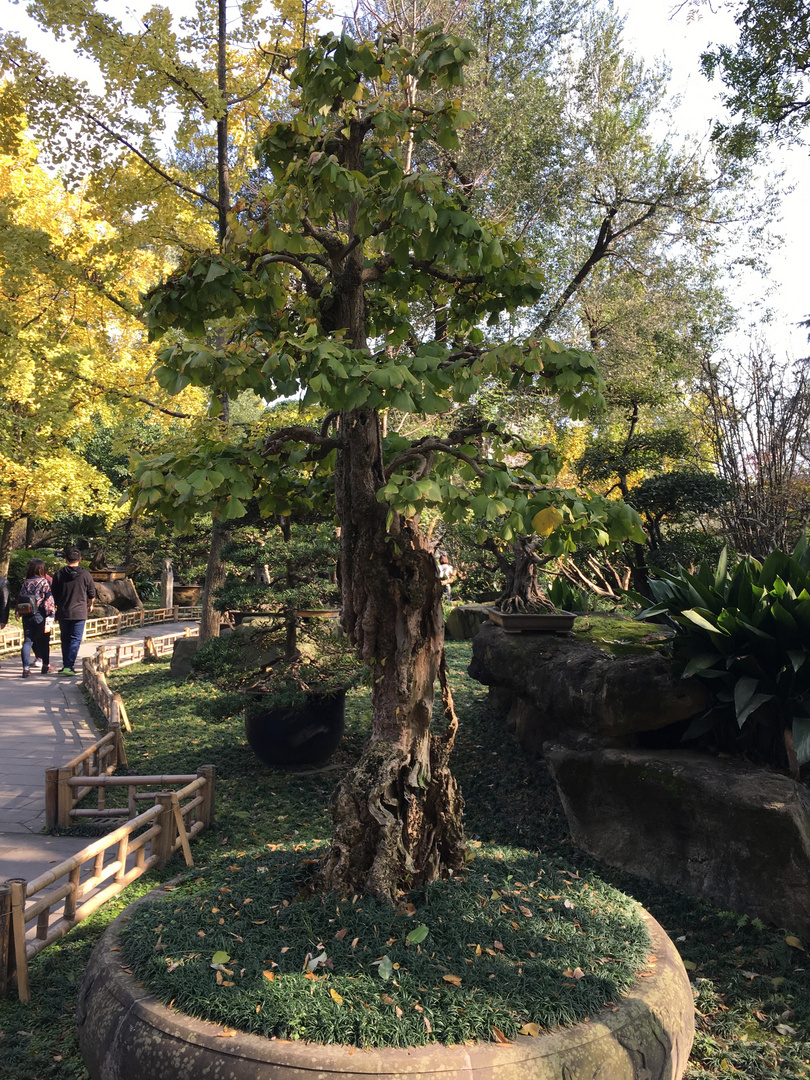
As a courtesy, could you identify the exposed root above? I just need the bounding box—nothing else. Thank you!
[322,738,466,901]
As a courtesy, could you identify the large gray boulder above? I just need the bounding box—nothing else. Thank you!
[94,577,143,612]
[445,604,492,640]
[546,746,810,936]
[170,637,201,678]
[468,621,707,751]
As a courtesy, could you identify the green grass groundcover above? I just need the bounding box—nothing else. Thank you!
[119,845,650,1046]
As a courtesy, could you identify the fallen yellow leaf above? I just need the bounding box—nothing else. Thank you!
[519,1023,540,1037]
[492,1026,513,1044]
[443,973,462,986]
[785,935,804,950]
[330,989,343,1005]
[262,971,275,982]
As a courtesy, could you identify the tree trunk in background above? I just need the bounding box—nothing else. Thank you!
[199,518,228,643]
[25,517,35,549]
[0,519,12,577]
[197,0,232,644]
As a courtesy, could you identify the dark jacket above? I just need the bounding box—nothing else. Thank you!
[52,565,97,620]
[0,575,9,625]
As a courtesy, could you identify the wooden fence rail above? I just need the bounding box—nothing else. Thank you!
[1,767,215,1002]
[81,626,199,740]
[0,609,212,1001]
[0,605,201,657]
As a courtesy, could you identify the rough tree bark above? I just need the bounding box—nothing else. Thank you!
[324,407,465,898]
[318,136,466,897]
[0,519,13,578]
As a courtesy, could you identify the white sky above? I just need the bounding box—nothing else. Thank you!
[618,0,810,361]
[2,0,808,359]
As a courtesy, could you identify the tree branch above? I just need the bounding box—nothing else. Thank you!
[71,373,195,418]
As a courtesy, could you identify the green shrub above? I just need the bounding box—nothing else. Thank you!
[545,575,592,612]
[638,538,810,774]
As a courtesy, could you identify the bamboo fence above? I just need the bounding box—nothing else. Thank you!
[0,611,214,1002]
[1,767,215,1002]
[0,605,201,656]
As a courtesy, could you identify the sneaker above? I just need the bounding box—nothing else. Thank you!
[58,667,76,676]
[22,669,32,678]
[42,665,58,674]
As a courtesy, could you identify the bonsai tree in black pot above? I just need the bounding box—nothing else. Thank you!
[195,515,363,767]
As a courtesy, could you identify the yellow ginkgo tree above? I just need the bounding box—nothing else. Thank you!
[0,126,205,574]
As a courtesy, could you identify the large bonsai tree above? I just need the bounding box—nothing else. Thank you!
[135,27,643,899]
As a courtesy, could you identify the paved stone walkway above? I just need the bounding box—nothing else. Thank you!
[0,622,193,885]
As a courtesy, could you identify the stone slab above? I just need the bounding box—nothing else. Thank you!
[546,746,810,936]
[469,622,707,749]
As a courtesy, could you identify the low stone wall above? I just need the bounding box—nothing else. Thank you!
[546,746,810,937]
[469,622,707,751]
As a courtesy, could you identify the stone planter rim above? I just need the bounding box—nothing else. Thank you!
[77,889,694,1080]
[487,609,577,633]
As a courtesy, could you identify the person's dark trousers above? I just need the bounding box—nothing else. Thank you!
[21,616,50,670]
[59,619,85,671]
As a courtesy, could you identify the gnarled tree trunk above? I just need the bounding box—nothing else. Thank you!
[313,118,465,900]
[325,406,465,899]
[497,535,554,613]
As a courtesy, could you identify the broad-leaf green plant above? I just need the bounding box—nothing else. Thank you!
[638,537,810,777]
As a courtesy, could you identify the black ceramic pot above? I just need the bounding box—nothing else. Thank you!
[245,691,346,767]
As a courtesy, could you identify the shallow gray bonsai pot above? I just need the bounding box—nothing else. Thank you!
[76,888,694,1080]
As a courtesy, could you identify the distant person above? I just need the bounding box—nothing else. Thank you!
[17,558,56,678]
[437,553,455,600]
[51,547,96,676]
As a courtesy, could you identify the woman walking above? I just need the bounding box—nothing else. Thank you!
[18,559,56,678]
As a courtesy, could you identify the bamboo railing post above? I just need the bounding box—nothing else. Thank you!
[171,794,194,867]
[114,695,132,734]
[110,720,127,769]
[0,882,11,998]
[154,794,175,868]
[45,768,59,830]
[57,767,74,829]
[8,879,30,1002]
[172,605,179,622]
[197,766,216,827]
[115,835,129,882]
[36,906,50,940]
[63,865,81,922]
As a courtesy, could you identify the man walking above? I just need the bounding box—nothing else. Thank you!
[51,547,96,676]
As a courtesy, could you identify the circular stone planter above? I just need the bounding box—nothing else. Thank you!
[76,893,694,1080]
